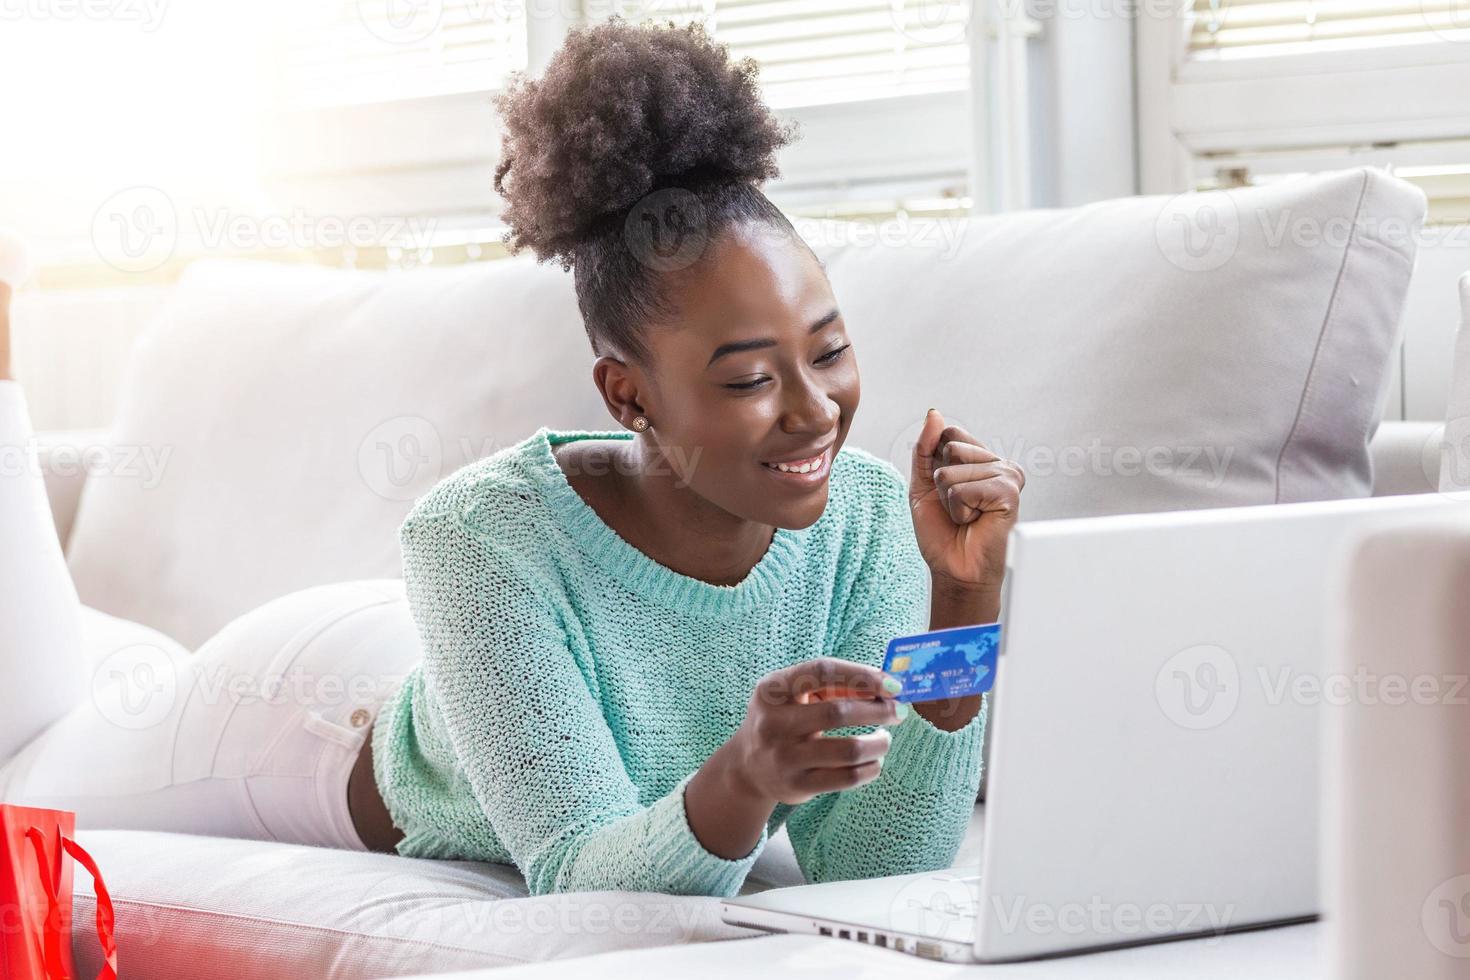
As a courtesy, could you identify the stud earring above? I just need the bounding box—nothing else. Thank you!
[632,416,649,432]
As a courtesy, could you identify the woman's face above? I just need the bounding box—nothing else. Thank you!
[629,221,860,530]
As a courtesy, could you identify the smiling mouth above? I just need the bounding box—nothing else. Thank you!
[760,447,833,484]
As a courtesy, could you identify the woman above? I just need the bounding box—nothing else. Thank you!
[0,20,1023,897]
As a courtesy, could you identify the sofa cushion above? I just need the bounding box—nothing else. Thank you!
[64,259,608,648]
[68,830,754,979]
[1440,272,1470,493]
[832,167,1425,520]
[67,811,983,979]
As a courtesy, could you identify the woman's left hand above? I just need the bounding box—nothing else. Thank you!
[908,408,1025,596]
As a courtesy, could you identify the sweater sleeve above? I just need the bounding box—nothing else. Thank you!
[399,510,767,897]
[784,470,987,884]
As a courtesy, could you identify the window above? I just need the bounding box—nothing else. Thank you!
[1187,0,1470,59]
[1139,0,1470,222]
[265,1,980,248]
[273,0,530,110]
[616,0,971,109]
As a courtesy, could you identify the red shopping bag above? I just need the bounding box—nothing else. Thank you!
[1,805,117,980]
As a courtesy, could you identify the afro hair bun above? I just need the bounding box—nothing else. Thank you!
[493,18,795,268]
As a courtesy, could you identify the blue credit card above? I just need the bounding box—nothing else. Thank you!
[882,623,1000,703]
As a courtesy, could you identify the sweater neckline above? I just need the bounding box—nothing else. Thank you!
[524,426,805,618]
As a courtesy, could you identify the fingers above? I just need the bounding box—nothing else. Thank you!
[933,461,1025,525]
[797,729,893,769]
[767,656,894,706]
[792,760,884,796]
[781,694,904,737]
[909,408,947,501]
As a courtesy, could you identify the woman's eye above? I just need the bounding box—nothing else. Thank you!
[817,343,851,364]
[724,377,770,391]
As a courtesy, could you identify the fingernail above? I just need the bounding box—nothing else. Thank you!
[881,675,902,695]
[927,407,936,416]
[894,702,911,722]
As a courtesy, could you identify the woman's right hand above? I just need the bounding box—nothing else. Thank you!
[722,657,907,807]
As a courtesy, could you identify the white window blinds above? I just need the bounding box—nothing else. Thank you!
[615,0,971,108]
[274,0,528,109]
[1188,0,1470,59]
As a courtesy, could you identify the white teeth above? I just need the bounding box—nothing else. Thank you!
[765,453,823,474]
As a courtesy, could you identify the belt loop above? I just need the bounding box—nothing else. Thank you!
[303,709,366,749]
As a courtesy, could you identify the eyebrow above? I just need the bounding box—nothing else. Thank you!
[705,309,842,368]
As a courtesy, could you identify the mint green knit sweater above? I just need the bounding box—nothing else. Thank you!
[372,427,986,897]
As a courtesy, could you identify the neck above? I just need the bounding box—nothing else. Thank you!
[614,435,775,587]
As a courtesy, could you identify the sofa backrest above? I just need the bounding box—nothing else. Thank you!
[65,168,1428,648]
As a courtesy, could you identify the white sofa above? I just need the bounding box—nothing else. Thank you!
[30,168,1469,978]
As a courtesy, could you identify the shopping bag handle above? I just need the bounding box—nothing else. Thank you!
[25,826,119,980]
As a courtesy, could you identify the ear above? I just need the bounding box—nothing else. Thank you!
[591,355,651,432]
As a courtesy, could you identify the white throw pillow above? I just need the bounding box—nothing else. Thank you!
[65,259,608,648]
[1440,272,1470,493]
[834,167,1426,520]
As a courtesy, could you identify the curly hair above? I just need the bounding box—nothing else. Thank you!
[493,18,799,364]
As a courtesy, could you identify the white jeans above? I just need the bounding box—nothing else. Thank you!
[0,381,421,850]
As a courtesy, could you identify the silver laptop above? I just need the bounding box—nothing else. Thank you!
[722,492,1464,962]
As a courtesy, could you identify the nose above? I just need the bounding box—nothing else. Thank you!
[779,367,841,436]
